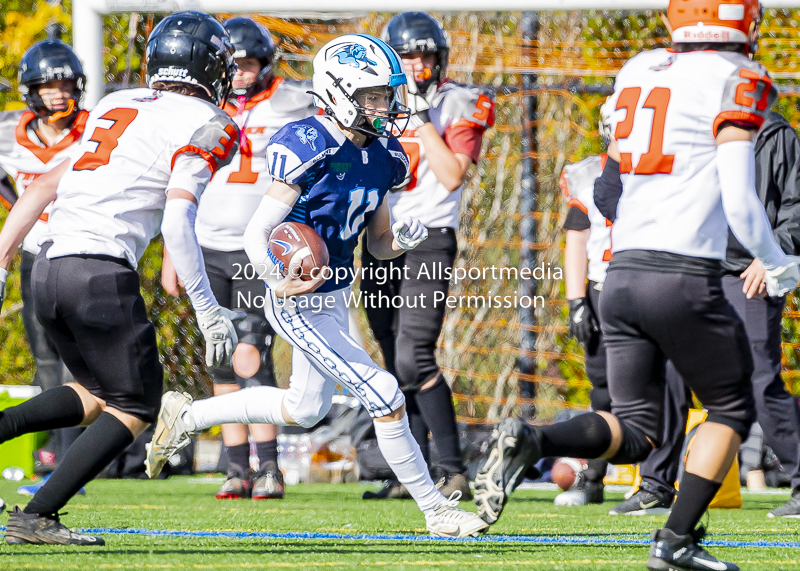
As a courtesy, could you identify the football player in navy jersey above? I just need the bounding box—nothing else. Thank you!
[147,34,488,538]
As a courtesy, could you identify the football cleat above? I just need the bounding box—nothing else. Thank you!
[215,464,251,500]
[5,506,104,546]
[362,479,412,500]
[647,527,739,571]
[425,491,489,538]
[473,417,541,525]
[251,461,285,500]
[435,471,473,501]
[609,486,673,516]
[145,391,198,479]
[767,492,800,518]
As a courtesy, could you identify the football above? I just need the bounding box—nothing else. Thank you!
[269,222,329,281]
[551,458,587,491]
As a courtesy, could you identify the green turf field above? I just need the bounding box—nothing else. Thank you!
[0,478,799,570]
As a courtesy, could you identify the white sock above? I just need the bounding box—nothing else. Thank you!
[191,387,288,429]
[374,414,445,513]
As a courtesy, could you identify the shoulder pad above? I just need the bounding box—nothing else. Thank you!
[180,113,240,172]
[267,119,330,185]
[561,155,603,206]
[716,55,775,136]
[435,81,495,129]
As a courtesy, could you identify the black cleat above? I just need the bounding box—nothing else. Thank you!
[609,485,673,515]
[252,461,285,500]
[473,417,541,525]
[362,479,411,500]
[647,527,738,571]
[5,506,105,546]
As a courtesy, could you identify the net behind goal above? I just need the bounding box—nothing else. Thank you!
[1,8,799,426]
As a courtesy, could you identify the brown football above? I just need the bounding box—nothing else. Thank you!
[268,222,329,281]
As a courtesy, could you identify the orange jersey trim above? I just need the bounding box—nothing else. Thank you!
[15,109,89,164]
[223,78,285,116]
[567,197,588,215]
[171,145,218,174]
[713,110,765,137]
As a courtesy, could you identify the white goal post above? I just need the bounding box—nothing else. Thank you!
[72,0,799,108]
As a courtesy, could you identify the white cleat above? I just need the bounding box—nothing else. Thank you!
[425,492,490,538]
[145,391,198,479]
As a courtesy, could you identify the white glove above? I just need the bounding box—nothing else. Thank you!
[196,305,246,367]
[405,71,430,129]
[765,256,800,297]
[392,216,428,250]
[0,267,7,312]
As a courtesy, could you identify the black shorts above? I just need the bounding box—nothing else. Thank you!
[601,263,754,443]
[32,243,163,423]
[202,247,275,386]
[585,281,610,412]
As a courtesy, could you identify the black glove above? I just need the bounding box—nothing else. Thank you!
[568,297,599,345]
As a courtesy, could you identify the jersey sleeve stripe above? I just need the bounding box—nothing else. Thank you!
[712,110,766,137]
[171,145,218,174]
[567,197,588,214]
[559,169,571,198]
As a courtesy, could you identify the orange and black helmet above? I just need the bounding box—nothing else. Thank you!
[667,0,763,54]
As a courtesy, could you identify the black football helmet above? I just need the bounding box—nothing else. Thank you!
[18,40,85,119]
[381,12,449,93]
[146,11,236,106]
[223,17,276,98]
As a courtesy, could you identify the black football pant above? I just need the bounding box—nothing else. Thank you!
[639,275,800,492]
[587,282,689,493]
[602,268,755,448]
[361,228,466,474]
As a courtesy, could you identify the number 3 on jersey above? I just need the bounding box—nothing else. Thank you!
[73,108,139,171]
[615,87,674,175]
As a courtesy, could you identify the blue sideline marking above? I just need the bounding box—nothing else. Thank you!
[1,526,799,548]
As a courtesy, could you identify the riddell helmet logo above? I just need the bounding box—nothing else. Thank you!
[681,29,731,41]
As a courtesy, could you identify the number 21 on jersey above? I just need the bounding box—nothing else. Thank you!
[614,87,674,176]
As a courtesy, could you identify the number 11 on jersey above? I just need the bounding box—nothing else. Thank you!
[615,87,674,176]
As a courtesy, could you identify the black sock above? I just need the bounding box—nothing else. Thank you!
[24,412,134,515]
[0,386,84,444]
[415,376,465,474]
[665,472,721,536]
[404,389,429,464]
[584,459,608,484]
[226,443,251,473]
[256,440,278,468]
[539,412,612,458]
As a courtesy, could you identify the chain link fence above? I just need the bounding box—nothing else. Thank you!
[1,9,799,426]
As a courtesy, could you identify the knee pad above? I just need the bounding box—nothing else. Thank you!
[394,338,437,391]
[283,388,333,429]
[236,313,270,349]
[608,420,654,465]
[706,412,754,441]
[355,370,406,418]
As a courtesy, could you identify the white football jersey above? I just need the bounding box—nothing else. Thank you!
[605,48,774,260]
[196,79,317,252]
[43,88,239,268]
[561,155,612,283]
[0,110,89,254]
[388,81,494,229]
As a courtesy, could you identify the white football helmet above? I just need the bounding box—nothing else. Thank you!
[312,34,409,138]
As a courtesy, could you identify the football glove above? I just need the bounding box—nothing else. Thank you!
[196,305,246,368]
[765,256,800,297]
[0,267,6,312]
[599,96,614,145]
[405,71,431,129]
[568,297,599,345]
[392,216,428,250]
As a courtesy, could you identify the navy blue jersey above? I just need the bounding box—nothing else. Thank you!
[267,115,409,292]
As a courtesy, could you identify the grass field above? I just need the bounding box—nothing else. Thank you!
[0,478,799,570]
